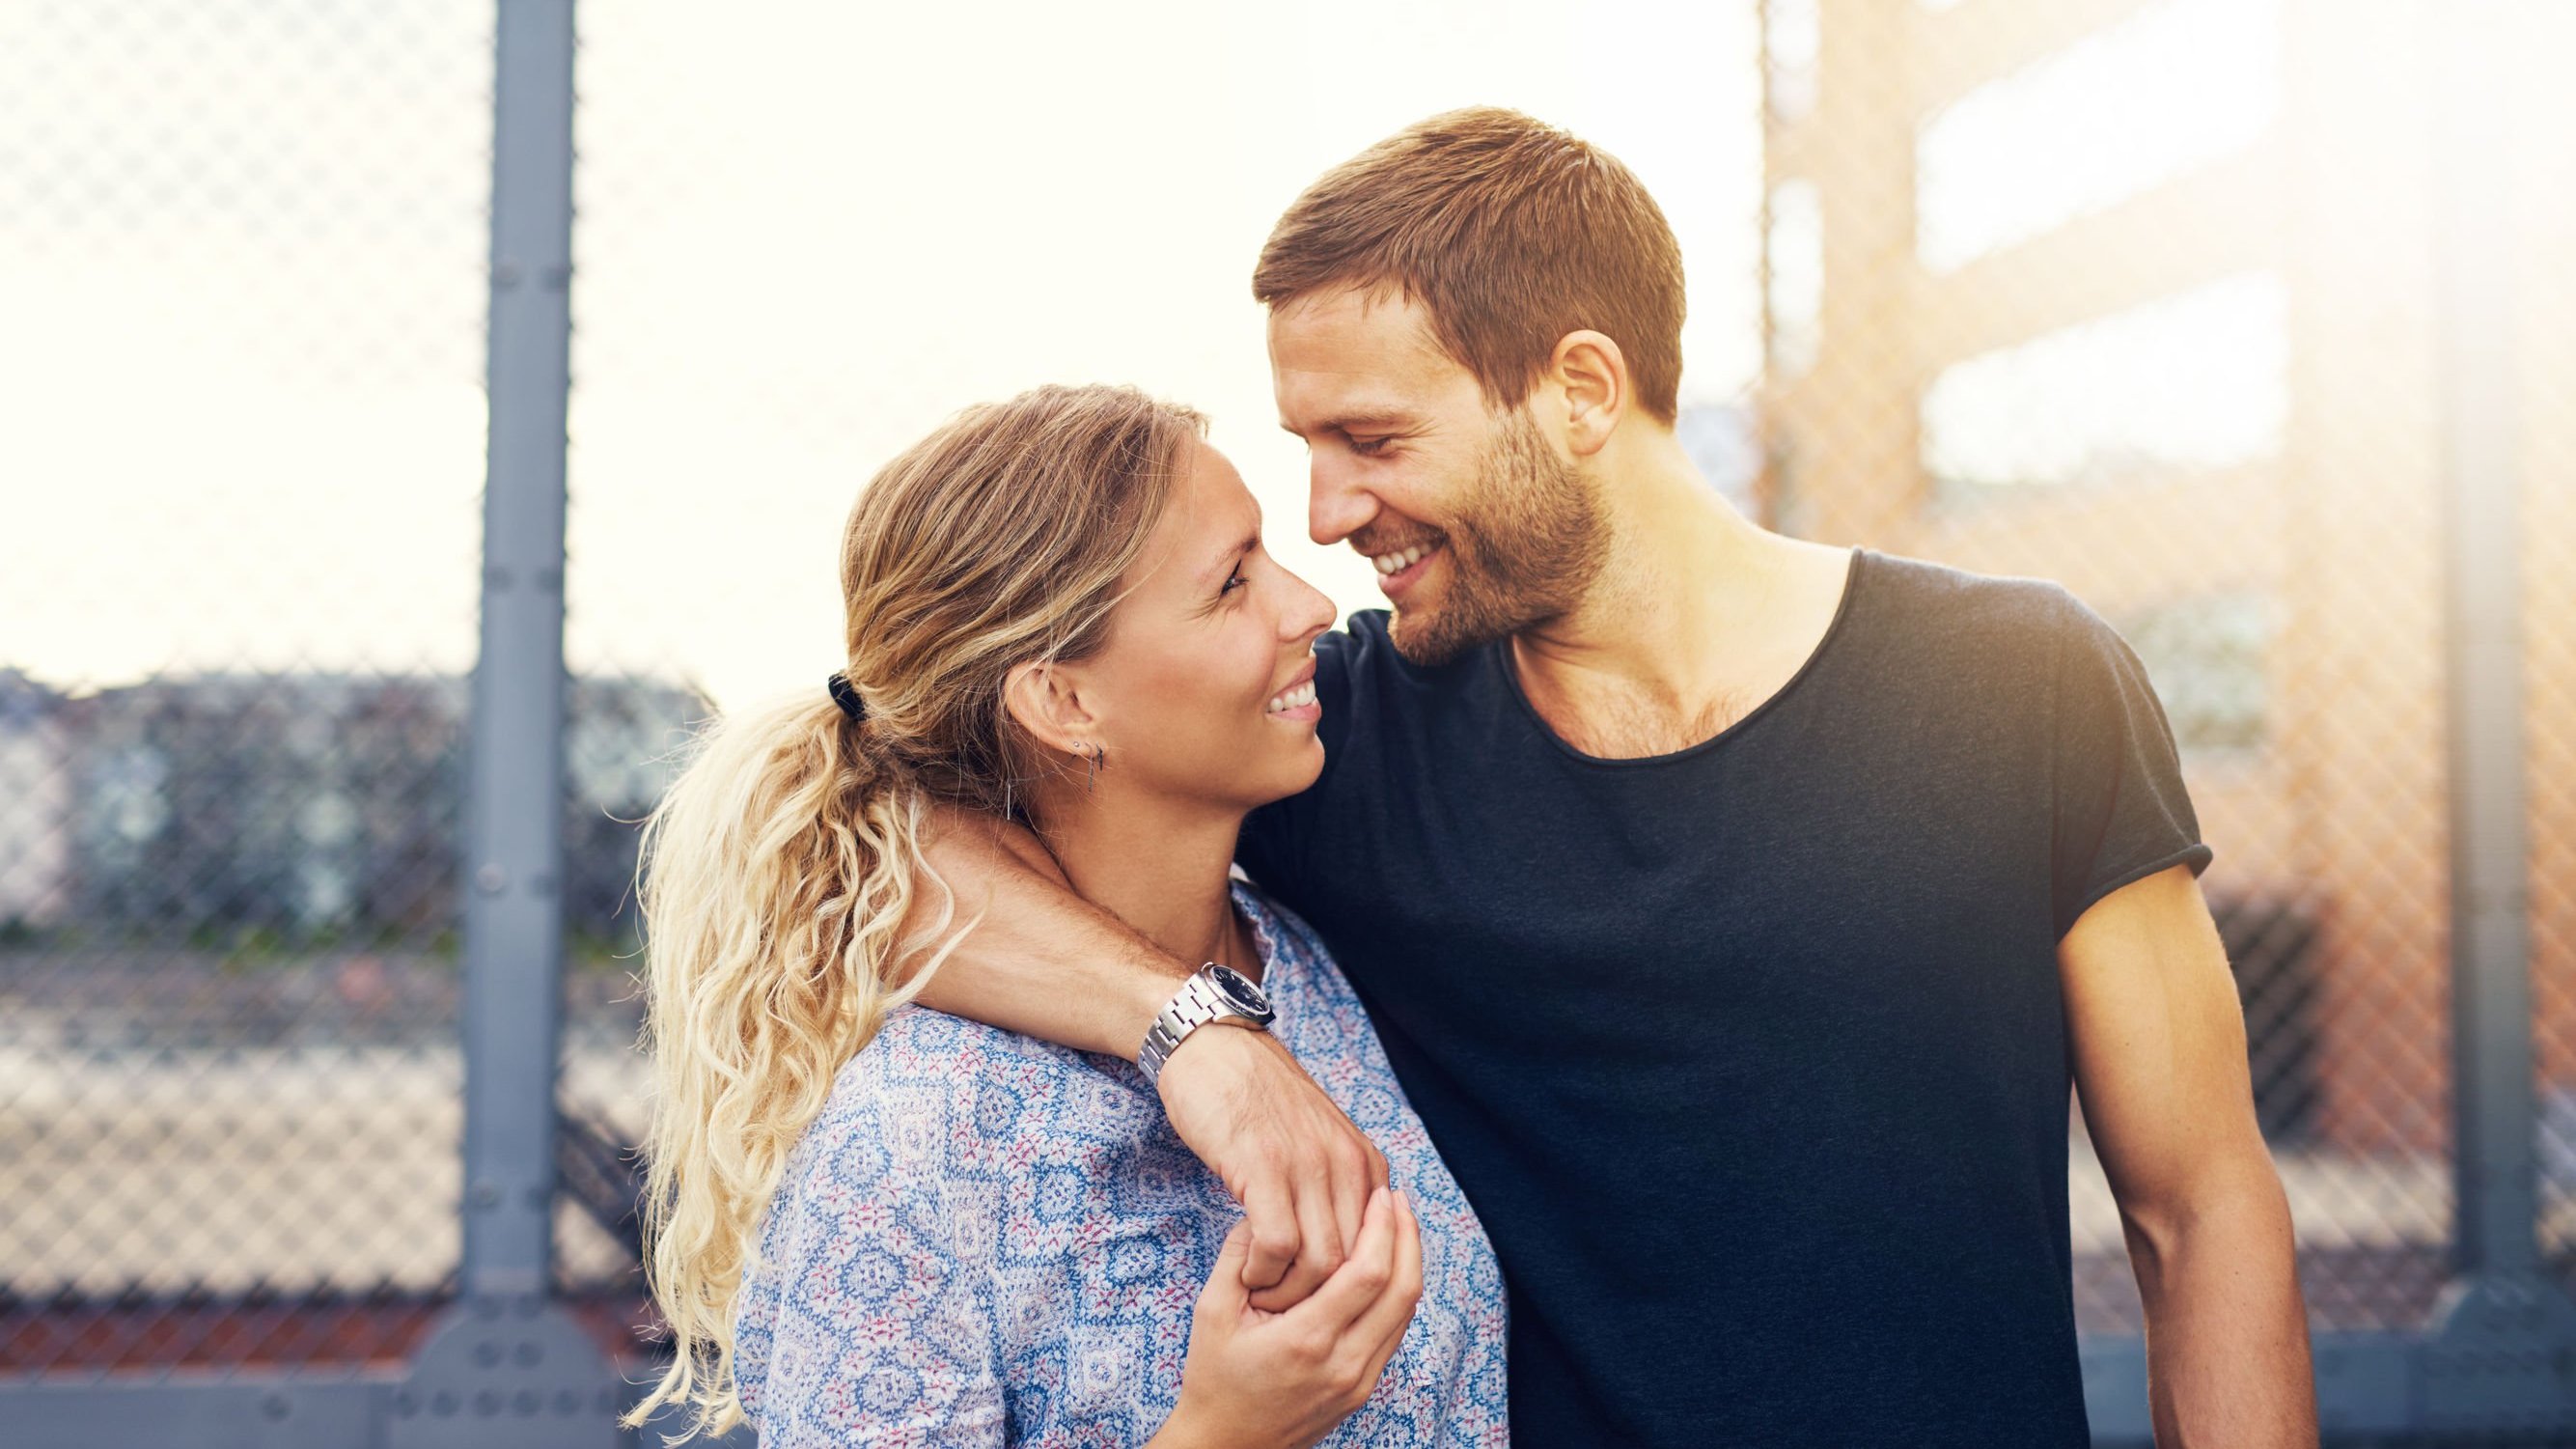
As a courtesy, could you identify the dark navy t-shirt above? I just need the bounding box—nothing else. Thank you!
[1236,546,2212,1448]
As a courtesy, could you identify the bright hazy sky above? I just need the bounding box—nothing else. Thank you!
[1,0,1763,708]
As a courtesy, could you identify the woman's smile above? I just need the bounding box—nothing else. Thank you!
[1264,661,1320,722]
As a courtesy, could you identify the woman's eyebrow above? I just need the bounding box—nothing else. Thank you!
[1200,533,1260,584]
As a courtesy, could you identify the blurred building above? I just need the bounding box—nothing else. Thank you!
[31,671,706,945]
[1758,0,2574,1154]
[1679,402,1762,517]
[0,668,73,931]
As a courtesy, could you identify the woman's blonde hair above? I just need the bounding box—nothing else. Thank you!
[621,384,1207,1438]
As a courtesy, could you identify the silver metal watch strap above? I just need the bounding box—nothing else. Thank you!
[1138,968,1259,1086]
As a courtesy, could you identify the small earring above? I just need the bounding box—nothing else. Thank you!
[1083,742,1102,794]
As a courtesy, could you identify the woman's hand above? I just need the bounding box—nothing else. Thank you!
[1148,1185,1425,1449]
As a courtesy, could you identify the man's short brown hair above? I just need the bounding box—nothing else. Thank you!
[1253,106,1686,426]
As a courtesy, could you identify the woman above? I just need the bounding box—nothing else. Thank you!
[622,384,1506,1446]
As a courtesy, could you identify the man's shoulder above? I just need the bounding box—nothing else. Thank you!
[1860,548,2088,627]
[1851,548,2103,666]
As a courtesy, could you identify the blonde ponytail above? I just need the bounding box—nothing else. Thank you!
[620,384,1205,1438]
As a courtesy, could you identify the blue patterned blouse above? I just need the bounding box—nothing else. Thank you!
[732,879,1510,1446]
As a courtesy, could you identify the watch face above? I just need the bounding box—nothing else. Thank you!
[1207,964,1272,1017]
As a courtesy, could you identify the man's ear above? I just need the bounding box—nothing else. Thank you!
[1547,329,1629,459]
[1001,659,1099,757]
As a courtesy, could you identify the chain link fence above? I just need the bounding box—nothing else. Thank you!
[4,0,2569,1441]
[1758,0,2572,1361]
[0,0,694,1394]
[0,0,498,1376]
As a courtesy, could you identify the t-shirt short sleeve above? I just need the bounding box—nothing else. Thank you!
[2046,588,2215,940]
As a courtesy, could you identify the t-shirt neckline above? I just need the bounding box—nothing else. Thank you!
[1489,544,1870,770]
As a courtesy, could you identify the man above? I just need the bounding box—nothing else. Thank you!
[910,108,2314,1445]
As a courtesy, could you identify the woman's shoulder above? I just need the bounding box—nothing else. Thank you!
[814,1005,1159,1172]
[855,997,1109,1085]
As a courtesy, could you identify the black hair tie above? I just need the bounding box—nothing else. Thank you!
[825,671,867,723]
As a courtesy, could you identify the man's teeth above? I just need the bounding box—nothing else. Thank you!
[1372,543,1436,576]
[1265,681,1317,714]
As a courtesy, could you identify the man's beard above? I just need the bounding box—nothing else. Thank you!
[1387,408,1610,668]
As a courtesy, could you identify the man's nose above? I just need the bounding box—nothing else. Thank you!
[1308,458,1375,546]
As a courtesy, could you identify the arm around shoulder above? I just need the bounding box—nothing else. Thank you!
[896,800,1393,1313]
[900,801,1193,1058]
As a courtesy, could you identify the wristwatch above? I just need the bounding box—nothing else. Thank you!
[1137,963,1277,1087]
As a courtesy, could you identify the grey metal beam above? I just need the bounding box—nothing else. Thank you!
[460,0,580,1304]
[2420,0,2576,1428]
[2083,1331,2533,1444]
[0,1375,393,1449]
[412,1,623,1442]
[2435,0,2537,1285]
[0,1371,748,1449]
[0,1335,2441,1448]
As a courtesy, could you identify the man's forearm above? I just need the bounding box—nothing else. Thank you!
[2129,1168,2316,1447]
[895,804,1392,1310]
[900,808,1192,1058]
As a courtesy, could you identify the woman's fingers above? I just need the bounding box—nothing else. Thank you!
[1197,1218,1255,1313]
[1286,1184,1399,1334]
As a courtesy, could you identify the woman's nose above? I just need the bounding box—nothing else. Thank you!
[1286,575,1337,644]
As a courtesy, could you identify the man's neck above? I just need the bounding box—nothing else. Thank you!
[1029,787,1254,982]
[1508,429,1848,757]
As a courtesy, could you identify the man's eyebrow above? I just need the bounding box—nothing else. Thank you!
[1279,410,1415,437]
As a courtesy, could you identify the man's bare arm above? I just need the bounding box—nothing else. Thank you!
[899,804,1187,1057]
[901,805,1390,1309]
[2064,863,2317,1448]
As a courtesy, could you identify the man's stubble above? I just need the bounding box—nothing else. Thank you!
[1388,407,1612,669]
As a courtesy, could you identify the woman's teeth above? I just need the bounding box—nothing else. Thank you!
[1371,543,1436,576]
[1265,680,1317,714]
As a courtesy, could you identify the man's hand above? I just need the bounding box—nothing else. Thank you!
[1157,1022,1392,1312]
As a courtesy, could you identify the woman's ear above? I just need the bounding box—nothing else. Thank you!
[1001,659,1099,757]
